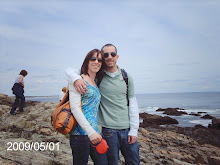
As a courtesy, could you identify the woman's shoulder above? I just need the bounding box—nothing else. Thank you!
[81,74,96,87]
[85,81,97,88]
[81,74,88,81]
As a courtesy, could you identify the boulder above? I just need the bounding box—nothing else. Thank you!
[140,113,178,127]
[201,114,215,119]
[189,113,201,116]
[198,111,207,114]
[208,118,220,129]
[156,108,187,116]
[209,156,220,165]
[0,93,7,100]
[176,125,220,148]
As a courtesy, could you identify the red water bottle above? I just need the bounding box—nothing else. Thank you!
[91,139,109,154]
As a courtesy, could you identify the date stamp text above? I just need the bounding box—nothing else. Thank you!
[7,142,60,151]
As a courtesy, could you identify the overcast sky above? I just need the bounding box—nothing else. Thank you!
[1,0,220,96]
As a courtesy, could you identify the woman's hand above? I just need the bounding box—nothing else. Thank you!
[89,132,102,144]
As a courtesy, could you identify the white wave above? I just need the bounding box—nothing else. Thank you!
[139,107,158,113]
[183,109,215,113]
[189,119,212,127]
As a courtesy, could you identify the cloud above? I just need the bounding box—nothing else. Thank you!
[36,80,43,83]
[168,62,200,66]
[0,1,220,95]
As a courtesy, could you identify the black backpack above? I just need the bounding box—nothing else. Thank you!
[97,69,129,106]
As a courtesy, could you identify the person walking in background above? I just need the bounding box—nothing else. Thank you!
[59,87,67,102]
[66,49,107,165]
[65,44,140,165]
[10,70,28,115]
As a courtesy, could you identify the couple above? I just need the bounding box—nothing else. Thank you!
[65,44,140,165]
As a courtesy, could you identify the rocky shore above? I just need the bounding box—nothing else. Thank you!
[0,93,220,165]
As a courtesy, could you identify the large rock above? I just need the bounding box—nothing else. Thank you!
[138,127,220,165]
[140,113,178,127]
[189,113,201,116]
[209,156,220,165]
[0,94,15,106]
[0,93,7,100]
[208,118,220,129]
[176,126,220,148]
[201,114,215,119]
[156,108,187,116]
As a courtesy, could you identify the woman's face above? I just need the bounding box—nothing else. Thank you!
[88,52,102,73]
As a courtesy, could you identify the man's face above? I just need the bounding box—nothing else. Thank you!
[102,46,119,68]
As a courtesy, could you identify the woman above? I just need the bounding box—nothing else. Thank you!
[59,87,67,102]
[10,70,28,115]
[67,49,107,165]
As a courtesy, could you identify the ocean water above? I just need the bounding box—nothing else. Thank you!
[136,92,220,127]
[26,96,60,103]
[26,92,220,127]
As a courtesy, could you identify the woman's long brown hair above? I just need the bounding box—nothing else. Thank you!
[81,49,106,84]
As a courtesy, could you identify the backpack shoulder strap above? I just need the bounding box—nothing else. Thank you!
[121,69,129,106]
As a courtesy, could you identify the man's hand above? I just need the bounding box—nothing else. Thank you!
[74,78,88,94]
[128,136,137,144]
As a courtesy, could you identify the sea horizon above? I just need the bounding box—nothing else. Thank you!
[22,91,220,97]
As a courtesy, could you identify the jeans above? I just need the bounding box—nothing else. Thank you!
[69,135,107,165]
[102,127,140,165]
[11,94,25,113]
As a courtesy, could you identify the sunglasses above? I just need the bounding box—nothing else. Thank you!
[103,52,117,58]
[90,56,102,63]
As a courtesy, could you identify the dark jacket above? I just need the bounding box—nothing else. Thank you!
[12,83,24,97]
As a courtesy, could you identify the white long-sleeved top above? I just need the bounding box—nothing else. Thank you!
[128,97,139,137]
[65,68,139,137]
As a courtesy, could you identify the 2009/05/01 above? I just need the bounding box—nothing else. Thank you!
[7,142,60,151]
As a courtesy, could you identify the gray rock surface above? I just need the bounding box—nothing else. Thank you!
[1,93,220,165]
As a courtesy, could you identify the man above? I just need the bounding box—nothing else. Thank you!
[65,44,140,165]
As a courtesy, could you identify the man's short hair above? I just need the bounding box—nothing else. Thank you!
[101,44,117,53]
